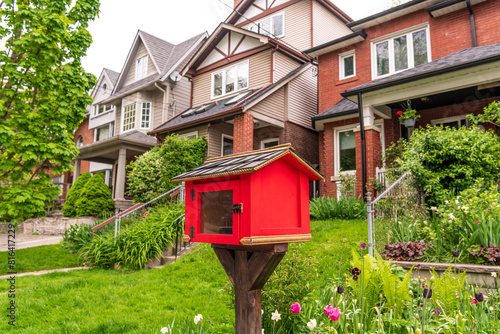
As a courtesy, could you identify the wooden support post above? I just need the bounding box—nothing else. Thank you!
[212,243,288,334]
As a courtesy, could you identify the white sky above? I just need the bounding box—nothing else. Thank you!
[81,0,392,77]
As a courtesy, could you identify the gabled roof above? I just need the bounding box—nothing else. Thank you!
[171,143,322,182]
[225,0,352,26]
[342,44,500,97]
[103,68,120,85]
[150,63,312,134]
[181,23,309,77]
[111,30,207,96]
[90,68,120,99]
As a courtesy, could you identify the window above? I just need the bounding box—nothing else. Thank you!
[95,123,113,141]
[249,13,285,38]
[372,25,430,78]
[136,56,148,80]
[179,131,198,140]
[95,104,113,116]
[212,60,249,98]
[339,50,355,80]
[140,102,151,129]
[338,130,356,172]
[261,138,279,149]
[431,116,468,129]
[122,104,136,132]
[222,135,233,156]
[76,136,83,147]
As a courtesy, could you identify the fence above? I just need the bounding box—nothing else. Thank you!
[366,172,424,256]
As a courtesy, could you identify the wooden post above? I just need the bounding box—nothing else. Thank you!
[212,243,288,334]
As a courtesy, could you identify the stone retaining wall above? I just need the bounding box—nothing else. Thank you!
[23,216,99,235]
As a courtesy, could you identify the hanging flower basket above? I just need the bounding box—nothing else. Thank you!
[403,118,416,128]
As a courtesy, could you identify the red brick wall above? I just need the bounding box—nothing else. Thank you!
[74,117,93,174]
[253,126,284,150]
[233,113,254,153]
[283,122,319,165]
[353,128,382,197]
[318,1,500,114]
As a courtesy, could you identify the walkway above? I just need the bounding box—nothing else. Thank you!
[0,232,63,251]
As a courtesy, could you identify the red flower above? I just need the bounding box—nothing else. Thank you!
[471,298,478,304]
[397,110,404,116]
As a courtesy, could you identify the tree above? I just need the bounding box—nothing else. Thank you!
[127,135,207,203]
[0,0,100,222]
[75,174,113,217]
[62,171,91,218]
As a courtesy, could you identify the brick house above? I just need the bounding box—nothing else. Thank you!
[304,0,500,198]
[73,30,207,210]
[149,0,354,179]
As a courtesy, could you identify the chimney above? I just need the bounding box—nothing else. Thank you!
[234,0,242,8]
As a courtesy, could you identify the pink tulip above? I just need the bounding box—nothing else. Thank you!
[471,299,478,304]
[324,306,342,321]
[290,302,301,314]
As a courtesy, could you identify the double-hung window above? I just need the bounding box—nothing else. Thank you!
[212,60,249,99]
[122,104,136,132]
[339,50,356,80]
[95,123,113,141]
[372,25,430,79]
[222,135,234,156]
[140,102,151,129]
[249,13,284,38]
[136,56,148,80]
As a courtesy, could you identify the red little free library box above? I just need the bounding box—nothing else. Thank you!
[172,144,323,246]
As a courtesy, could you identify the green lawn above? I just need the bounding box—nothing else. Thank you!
[0,219,367,333]
[0,244,84,276]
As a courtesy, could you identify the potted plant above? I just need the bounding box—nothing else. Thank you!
[397,99,420,127]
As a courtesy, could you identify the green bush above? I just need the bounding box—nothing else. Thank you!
[127,135,207,203]
[62,220,113,253]
[398,125,500,206]
[80,204,184,269]
[74,174,114,217]
[62,172,91,217]
[310,196,366,220]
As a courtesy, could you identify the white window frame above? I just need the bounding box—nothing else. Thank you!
[334,120,385,177]
[140,102,152,129]
[221,134,234,156]
[260,137,279,149]
[136,56,148,80]
[179,131,198,140]
[248,12,285,38]
[76,136,83,147]
[431,115,468,128]
[94,104,114,117]
[94,123,114,142]
[211,60,249,99]
[371,23,431,79]
[122,103,137,133]
[339,50,356,80]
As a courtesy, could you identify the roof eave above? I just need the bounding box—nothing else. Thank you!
[304,31,366,58]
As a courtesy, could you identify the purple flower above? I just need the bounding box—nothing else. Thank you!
[423,288,432,299]
[433,310,441,315]
[352,275,358,281]
[452,251,459,258]
[416,264,421,270]
[360,243,367,250]
[349,268,361,276]
[475,293,484,302]
[337,286,344,294]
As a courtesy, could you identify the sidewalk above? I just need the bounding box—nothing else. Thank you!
[0,232,63,251]
[0,266,88,280]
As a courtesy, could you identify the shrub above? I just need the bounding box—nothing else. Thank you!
[384,240,432,261]
[398,125,500,206]
[310,196,366,220]
[62,220,112,253]
[62,172,91,217]
[127,135,207,203]
[74,174,114,217]
[80,204,184,269]
[469,244,500,265]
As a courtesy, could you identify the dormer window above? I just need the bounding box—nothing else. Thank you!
[136,56,148,80]
[95,104,113,116]
[212,60,249,99]
[249,13,284,38]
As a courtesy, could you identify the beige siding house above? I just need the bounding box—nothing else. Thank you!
[75,30,207,211]
[150,0,353,171]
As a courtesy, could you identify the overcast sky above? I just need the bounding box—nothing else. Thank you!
[81,0,392,77]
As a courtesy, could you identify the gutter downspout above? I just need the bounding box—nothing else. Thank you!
[465,0,477,47]
[357,93,367,199]
[270,44,279,83]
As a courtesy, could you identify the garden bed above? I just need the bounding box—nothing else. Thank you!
[393,260,500,288]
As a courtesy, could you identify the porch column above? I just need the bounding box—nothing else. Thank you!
[233,113,254,154]
[72,159,81,184]
[115,148,127,199]
[354,126,381,197]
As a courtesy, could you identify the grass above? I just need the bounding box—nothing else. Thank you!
[0,219,367,333]
[0,244,84,276]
